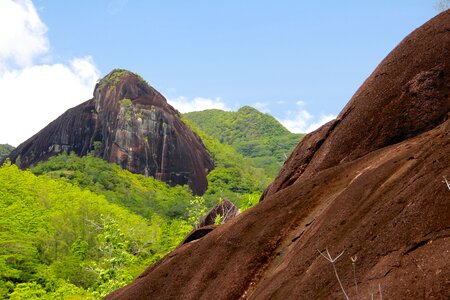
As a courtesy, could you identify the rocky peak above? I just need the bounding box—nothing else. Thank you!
[93,69,170,114]
[5,69,214,195]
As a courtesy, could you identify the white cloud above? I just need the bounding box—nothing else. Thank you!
[0,0,48,69]
[304,114,335,132]
[279,109,312,133]
[70,57,99,86]
[0,57,99,146]
[252,102,270,113]
[0,0,100,146]
[278,109,335,134]
[167,96,229,113]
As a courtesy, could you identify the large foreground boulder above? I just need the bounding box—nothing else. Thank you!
[107,10,450,299]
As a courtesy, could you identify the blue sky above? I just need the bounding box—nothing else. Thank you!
[0,0,442,146]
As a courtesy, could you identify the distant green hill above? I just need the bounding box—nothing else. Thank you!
[184,106,303,177]
[0,144,14,161]
[180,116,271,208]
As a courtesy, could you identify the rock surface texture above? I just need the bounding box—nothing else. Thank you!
[107,10,450,300]
[5,70,214,195]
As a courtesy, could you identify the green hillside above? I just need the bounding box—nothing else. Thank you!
[184,106,303,177]
[31,153,195,220]
[0,162,193,299]
[0,145,268,298]
[0,144,14,161]
[181,117,271,208]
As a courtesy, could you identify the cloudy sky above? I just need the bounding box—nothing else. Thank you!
[0,0,440,146]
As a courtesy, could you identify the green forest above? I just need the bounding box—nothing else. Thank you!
[0,110,301,299]
[0,159,195,299]
[184,106,303,177]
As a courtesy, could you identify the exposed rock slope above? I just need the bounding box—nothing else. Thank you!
[263,10,450,198]
[5,70,214,195]
[107,10,450,300]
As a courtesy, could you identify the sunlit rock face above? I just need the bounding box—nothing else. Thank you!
[5,69,214,195]
[106,11,450,300]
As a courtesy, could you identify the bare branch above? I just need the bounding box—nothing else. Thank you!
[317,248,350,300]
[317,249,333,262]
[334,249,345,261]
[351,256,359,300]
[443,176,450,191]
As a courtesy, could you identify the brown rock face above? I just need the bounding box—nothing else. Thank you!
[5,70,214,195]
[106,11,450,300]
[263,10,450,198]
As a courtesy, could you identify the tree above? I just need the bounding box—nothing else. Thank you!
[187,196,207,228]
[88,217,135,298]
[9,282,47,300]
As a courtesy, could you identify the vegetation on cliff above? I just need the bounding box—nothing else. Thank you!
[97,68,148,89]
[6,68,214,195]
